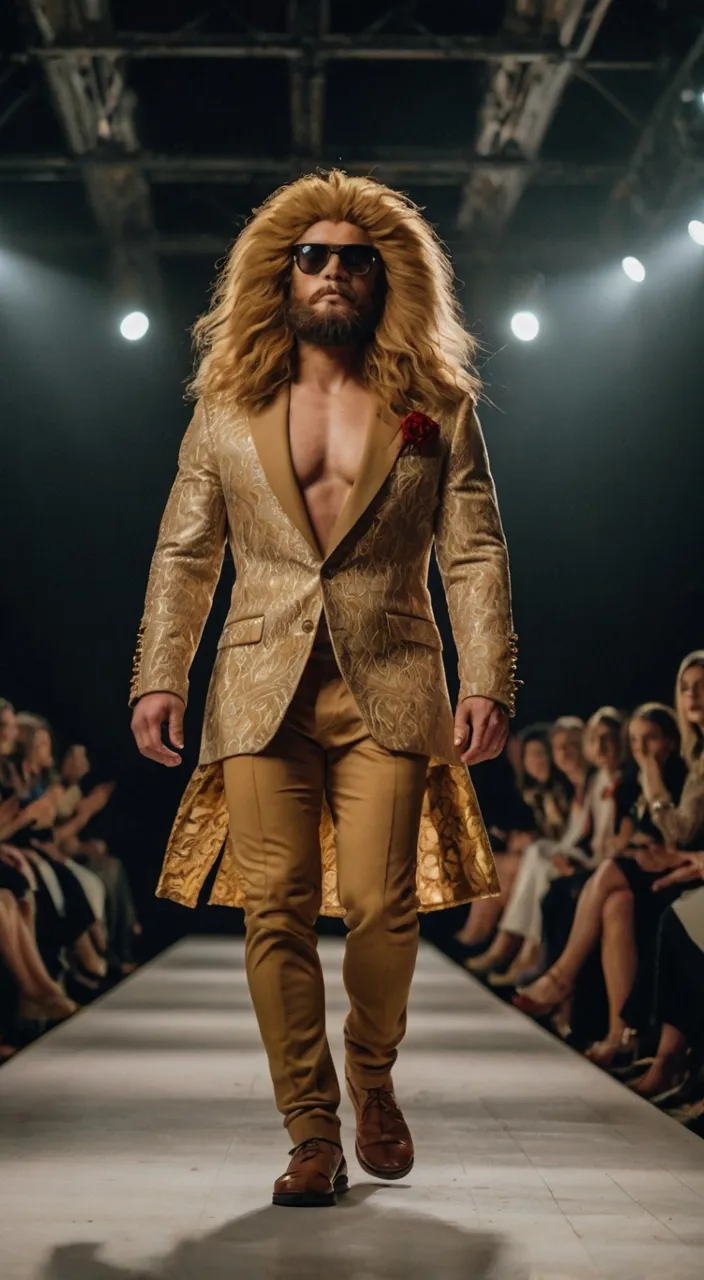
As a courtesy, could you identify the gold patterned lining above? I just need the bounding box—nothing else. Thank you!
[155,757,501,916]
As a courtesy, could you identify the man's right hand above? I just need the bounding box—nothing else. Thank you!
[131,693,185,767]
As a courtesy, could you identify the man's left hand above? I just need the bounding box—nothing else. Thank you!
[454,696,509,766]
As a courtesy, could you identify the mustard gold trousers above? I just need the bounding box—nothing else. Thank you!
[222,645,428,1146]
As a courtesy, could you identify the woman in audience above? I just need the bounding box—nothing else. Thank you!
[467,717,588,979]
[513,702,688,1063]
[1,695,140,1060]
[492,710,630,992]
[0,699,20,789]
[517,723,572,839]
[10,717,110,994]
[537,710,633,960]
[71,837,141,978]
[628,852,704,1108]
[460,723,569,967]
[608,656,704,1057]
[0,701,53,846]
[0,848,77,1021]
[453,750,536,954]
[642,652,704,853]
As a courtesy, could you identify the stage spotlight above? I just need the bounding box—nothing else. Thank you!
[688,219,704,246]
[621,256,646,283]
[510,310,540,342]
[120,310,149,341]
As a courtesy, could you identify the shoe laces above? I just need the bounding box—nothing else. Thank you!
[361,1087,401,1127]
[290,1138,338,1162]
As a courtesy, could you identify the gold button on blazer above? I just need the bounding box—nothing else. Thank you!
[130,385,519,915]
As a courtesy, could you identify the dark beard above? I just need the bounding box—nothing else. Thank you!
[286,297,380,347]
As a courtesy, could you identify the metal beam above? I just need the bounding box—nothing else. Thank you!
[287,1,328,160]
[457,0,615,236]
[11,34,655,69]
[15,0,161,307]
[607,23,704,236]
[0,152,627,185]
[2,228,612,269]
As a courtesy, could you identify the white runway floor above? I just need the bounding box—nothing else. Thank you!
[1,938,704,1280]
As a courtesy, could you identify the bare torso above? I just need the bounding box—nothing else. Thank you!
[289,379,373,644]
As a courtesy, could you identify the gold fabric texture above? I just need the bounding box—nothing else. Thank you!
[155,757,500,915]
[131,384,517,914]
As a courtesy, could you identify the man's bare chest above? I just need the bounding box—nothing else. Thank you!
[288,394,369,490]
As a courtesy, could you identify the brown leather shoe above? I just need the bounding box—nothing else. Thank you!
[347,1082,414,1180]
[272,1138,349,1208]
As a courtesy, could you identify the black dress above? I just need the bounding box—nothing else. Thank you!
[615,754,698,1032]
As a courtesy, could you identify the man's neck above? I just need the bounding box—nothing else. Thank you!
[294,339,365,391]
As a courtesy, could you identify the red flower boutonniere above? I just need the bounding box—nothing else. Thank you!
[400,411,441,457]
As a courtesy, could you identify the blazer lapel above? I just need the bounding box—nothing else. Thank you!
[248,383,404,563]
[324,398,403,561]
[247,385,323,560]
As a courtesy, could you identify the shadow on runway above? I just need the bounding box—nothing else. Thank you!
[41,1186,529,1280]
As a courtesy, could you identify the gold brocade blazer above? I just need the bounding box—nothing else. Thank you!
[130,386,519,915]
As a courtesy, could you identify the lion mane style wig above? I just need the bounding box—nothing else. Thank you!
[189,168,480,419]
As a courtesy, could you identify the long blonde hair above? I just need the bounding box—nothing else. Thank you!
[675,650,704,767]
[189,169,479,418]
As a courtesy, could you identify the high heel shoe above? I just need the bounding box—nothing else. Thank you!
[19,989,78,1022]
[629,1053,688,1100]
[454,936,496,960]
[512,967,572,1018]
[465,937,519,975]
[586,1027,638,1070]
[488,945,542,990]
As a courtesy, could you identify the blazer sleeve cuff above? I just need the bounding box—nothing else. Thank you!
[457,633,521,718]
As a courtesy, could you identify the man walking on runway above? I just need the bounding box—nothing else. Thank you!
[130,169,518,1206]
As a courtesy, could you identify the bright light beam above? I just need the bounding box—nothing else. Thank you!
[510,310,540,342]
[621,256,646,283]
[688,219,704,246]
[120,310,150,341]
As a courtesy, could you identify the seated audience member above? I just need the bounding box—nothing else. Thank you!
[518,723,573,839]
[459,723,567,962]
[0,696,140,1060]
[54,742,116,839]
[513,701,689,1064]
[0,845,77,1028]
[61,835,140,978]
[0,699,21,795]
[641,652,704,852]
[625,652,704,1101]
[454,748,536,954]
[0,701,55,847]
[629,853,704,1117]
[11,717,110,997]
[467,717,588,981]
[536,710,636,1018]
[55,743,91,819]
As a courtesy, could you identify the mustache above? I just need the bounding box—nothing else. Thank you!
[310,285,356,304]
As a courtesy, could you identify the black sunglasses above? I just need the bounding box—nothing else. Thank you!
[292,243,379,277]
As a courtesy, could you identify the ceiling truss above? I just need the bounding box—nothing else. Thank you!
[9,33,653,68]
[457,0,615,236]
[287,0,329,162]
[0,152,626,184]
[4,4,700,273]
[607,23,704,238]
[14,0,161,306]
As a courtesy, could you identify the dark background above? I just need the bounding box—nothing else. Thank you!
[1,1,703,947]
